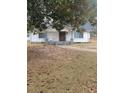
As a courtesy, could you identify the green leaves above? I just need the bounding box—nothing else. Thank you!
[27,0,97,32]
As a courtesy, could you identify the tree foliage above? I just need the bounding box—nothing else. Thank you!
[27,0,97,32]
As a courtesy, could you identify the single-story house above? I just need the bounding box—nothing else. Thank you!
[27,23,92,44]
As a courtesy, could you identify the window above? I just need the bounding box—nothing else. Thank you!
[74,32,83,38]
[27,34,29,37]
[27,33,30,37]
[39,33,46,38]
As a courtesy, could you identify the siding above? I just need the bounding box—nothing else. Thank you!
[47,32,59,41]
[30,34,46,42]
[28,31,90,43]
[73,32,90,42]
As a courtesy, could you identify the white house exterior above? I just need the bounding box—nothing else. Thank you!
[28,31,90,43]
[27,23,92,43]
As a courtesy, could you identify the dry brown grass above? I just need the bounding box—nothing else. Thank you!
[27,44,97,93]
[70,38,97,49]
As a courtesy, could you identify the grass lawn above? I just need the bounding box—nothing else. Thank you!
[70,38,97,49]
[27,44,97,93]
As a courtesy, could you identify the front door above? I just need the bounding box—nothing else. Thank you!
[59,32,66,41]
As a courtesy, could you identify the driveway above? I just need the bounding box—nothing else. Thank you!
[57,45,97,53]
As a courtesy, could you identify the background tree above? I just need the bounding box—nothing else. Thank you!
[27,0,97,32]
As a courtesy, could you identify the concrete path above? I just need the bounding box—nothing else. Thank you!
[57,45,97,53]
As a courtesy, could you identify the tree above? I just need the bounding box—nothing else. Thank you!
[27,0,46,32]
[27,0,97,32]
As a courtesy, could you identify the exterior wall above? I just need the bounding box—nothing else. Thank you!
[73,31,90,42]
[28,31,90,43]
[66,31,72,41]
[27,33,31,41]
[29,33,46,42]
[64,31,90,42]
[47,32,59,41]
[27,37,30,41]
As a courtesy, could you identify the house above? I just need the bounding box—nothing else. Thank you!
[27,23,92,44]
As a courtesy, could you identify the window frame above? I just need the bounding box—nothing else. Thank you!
[38,33,46,38]
[74,31,83,38]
